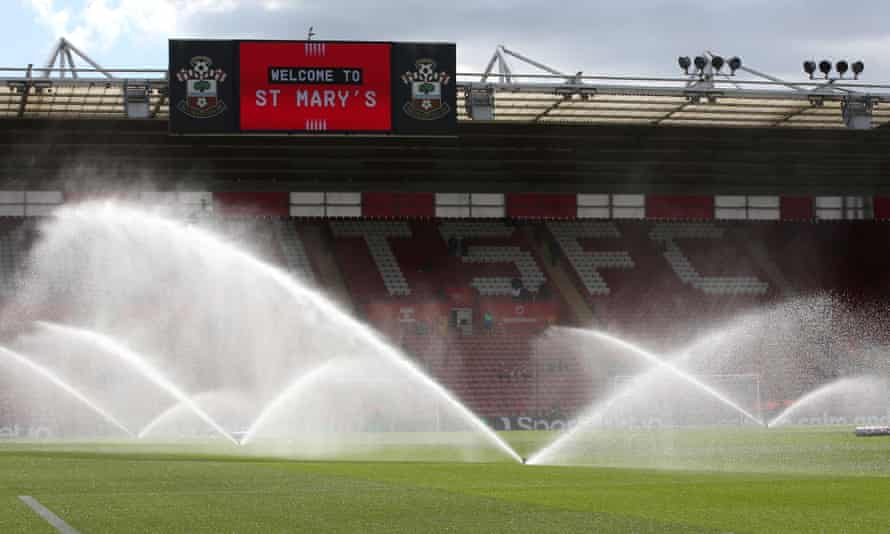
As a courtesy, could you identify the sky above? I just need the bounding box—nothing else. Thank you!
[5,0,890,83]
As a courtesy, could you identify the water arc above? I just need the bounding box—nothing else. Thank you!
[527,327,763,465]
[0,345,132,437]
[767,376,887,428]
[240,358,345,445]
[32,203,521,462]
[36,322,239,446]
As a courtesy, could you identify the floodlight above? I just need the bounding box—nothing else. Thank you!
[711,56,724,72]
[819,60,832,78]
[678,56,691,74]
[728,57,742,74]
[852,61,864,79]
[835,60,849,77]
[694,56,707,73]
[803,60,817,78]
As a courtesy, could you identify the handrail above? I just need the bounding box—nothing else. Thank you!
[0,67,167,74]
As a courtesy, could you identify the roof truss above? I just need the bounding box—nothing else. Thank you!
[0,41,888,128]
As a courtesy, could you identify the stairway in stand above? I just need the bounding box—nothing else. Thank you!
[298,222,356,313]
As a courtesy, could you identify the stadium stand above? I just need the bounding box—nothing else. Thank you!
[401,324,591,418]
[330,220,413,297]
[0,218,30,298]
[546,221,635,296]
[329,219,555,304]
[0,229,18,297]
[273,220,316,283]
[649,223,769,296]
[320,217,807,416]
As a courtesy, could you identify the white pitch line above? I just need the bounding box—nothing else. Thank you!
[18,496,80,534]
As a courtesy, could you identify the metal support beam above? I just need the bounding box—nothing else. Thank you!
[654,101,692,125]
[532,98,565,122]
[495,46,513,84]
[42,47,59,78]
[62,38,113,79]
[57,49,67,80]
[65,49,78,79]
[458,81,865,101]
[16,64,33,118]
[771,103,815,127]
[481,45,582,85]
[480,52,499,83]
[151,74,168,119]
[152,93,166,119]
[501,46,577,82]
[705,50,810,93]
[41,37,113,79]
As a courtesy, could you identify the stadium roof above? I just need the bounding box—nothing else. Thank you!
[2,41,889,129]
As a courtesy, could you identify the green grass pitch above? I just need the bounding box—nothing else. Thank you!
[1,427,890,532]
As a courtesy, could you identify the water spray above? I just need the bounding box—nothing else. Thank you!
[29,203,523,462]
[37,321,240,446]
[527,328,763,465]
[0,346,132,437]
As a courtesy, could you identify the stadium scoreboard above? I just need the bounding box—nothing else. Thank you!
[169,40,456,135]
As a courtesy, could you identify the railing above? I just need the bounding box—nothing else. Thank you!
[0,66,168,80]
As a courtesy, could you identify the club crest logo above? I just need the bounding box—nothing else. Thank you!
[175,56,227,119]
[401,58,451,121]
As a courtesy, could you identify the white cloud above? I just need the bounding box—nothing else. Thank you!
[26,0,74,42]
[26,0,244,52]
[21,0,890,80]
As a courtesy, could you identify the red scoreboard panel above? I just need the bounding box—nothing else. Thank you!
[239,41,392,132]
[170,39,455,135]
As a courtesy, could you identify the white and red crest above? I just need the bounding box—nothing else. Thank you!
[176,56,228,119]
[401,58,451,121]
